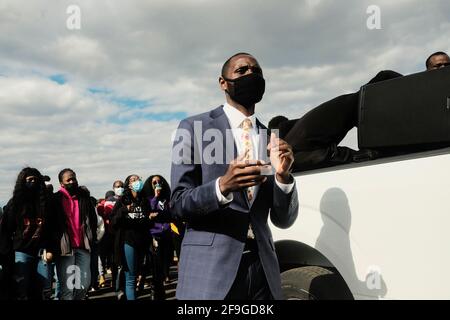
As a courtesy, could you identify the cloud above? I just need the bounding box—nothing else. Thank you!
[0,75,179,203]
[1,0,450,204]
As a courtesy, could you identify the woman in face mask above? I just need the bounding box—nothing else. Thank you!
[1,167,53,300]
[142,174,173,300]
[51,168,98,300]
[98,180,123,292]
[110,174,151,300]
[113,180,124,198]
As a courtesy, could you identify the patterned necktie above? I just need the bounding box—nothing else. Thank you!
[240,118,254,201]
[240,118,256,239]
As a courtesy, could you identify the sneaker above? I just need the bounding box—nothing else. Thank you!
[99,275,106,288]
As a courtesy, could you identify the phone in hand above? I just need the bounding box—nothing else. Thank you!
[259,163,274,175]
[245,159,273,175]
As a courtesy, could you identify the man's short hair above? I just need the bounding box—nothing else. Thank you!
[221,52,253,77]
[425,51,449,69]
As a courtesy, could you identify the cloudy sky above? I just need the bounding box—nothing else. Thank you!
[1,0,449,205]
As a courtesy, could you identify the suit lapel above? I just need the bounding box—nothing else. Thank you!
[209,106,249,212]
[209,107,237,166]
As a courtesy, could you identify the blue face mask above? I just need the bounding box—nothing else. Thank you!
[131,180,143,193]
[114,187,124,197]
[153,183,162,190]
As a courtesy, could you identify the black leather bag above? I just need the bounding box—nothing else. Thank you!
[358,67,450,150]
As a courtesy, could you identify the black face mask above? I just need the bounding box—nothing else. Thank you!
[64,183,78,195]
[25,181,38,191]
[223,73,265,108]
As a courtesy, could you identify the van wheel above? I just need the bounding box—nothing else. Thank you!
[281,266,353,300]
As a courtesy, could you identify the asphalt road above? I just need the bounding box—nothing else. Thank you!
[87,265,177,300]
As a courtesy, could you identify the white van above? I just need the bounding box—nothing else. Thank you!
[271,147,450,299]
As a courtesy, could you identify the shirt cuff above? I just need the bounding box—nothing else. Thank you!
[216,177,233,205]
[275,175,295,194]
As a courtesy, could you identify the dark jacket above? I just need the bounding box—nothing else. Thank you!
[170,106,299,299]
[148,196,172,236]
[110,193,152,265]
[1,197,51,256]
[48,187,97,256]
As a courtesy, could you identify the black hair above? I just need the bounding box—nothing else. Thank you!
[123,174,139,191]
[425,51,449,69]
[268,116,289,130]
[121,174,142,206]
[90,196,97,208]
[221,52,253,77]
[105,190,115,199]
[58,168,75,183]
[142,174,171,201]
[9,167,47,219]
[45,183,54,195]
[112,180,123,188]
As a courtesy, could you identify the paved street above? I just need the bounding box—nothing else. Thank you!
[87,266,177,301]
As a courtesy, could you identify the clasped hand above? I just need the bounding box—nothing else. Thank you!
[219,133,294,196]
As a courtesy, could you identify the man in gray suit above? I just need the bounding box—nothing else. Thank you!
[170,52,299,300]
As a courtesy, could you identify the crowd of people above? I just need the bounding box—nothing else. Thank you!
[0,167,185,300]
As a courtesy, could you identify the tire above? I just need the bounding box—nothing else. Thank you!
[281,266,353,300]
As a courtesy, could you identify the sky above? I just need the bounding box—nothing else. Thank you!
[1,0,449,205]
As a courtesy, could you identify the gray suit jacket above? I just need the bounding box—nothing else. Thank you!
[170,105,299,299]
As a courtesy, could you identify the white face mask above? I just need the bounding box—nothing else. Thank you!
[114,187,124,196]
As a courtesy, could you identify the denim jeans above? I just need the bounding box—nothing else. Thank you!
[49,263,61,300]
[124,243,139,300]
[14,251,52,300]
[56,249,91,300]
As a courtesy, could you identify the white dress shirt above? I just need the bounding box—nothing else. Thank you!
[215,103,294,206]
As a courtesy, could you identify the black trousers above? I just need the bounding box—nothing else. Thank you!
[225,240,273,300]
[149,248,165,300]
[282,70,403,172]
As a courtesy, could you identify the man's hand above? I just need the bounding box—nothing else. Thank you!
[219,155,268,197]
[267,133,294,184]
